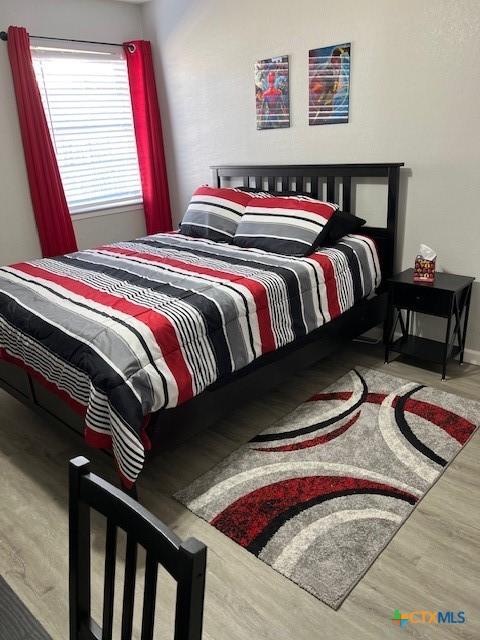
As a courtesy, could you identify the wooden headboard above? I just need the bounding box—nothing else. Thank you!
[210,163,404,283]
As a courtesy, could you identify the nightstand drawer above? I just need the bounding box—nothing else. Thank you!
[391,284,452,316]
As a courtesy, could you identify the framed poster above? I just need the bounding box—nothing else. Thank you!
[309,43,351,125]
[255,55,290,129]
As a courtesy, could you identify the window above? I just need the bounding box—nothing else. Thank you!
[32,41,142,214]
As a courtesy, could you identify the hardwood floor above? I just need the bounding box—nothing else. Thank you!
[0,342,478,639]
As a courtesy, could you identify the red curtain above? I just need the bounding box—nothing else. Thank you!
[7,26,78,257]
[124,40,172,234]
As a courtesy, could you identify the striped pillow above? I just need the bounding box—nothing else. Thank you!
[180,187,253,242]
[232,195,338,256]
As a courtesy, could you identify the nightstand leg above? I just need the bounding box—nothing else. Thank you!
[452,301,462,355]
[397,309,407,338]
[384,291,394,364]
[460,284,473,365]
[405,309,411,335]
[442,312,452,381]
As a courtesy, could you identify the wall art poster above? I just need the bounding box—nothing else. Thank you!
[255,55,290,129]
[309,43,350,125]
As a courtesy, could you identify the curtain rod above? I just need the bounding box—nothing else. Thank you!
[0,31,135,51]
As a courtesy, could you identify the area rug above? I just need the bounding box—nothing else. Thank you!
[174,367,479,609]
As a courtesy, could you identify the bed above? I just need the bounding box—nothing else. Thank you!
[0,163,403,490]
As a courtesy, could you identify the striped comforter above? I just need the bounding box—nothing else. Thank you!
[0,232,380,485]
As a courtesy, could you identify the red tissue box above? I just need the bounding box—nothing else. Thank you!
[413,256,436,283]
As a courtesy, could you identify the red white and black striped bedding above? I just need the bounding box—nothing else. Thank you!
[0,232,380,485]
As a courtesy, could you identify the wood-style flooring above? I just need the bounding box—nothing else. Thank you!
[0,342,478,639]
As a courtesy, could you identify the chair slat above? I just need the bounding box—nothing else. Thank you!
[102,520,117,640]
[309,177,318,199]
[281,176,288,192]
[140,552,159,640]
[242,176,249,188]
[296,176,303,193]
[121,535,137,640]
[174,540,207,640]
[267,176,275,192]
[69,457,92,640]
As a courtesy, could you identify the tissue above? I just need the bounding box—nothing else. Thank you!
[414,244,436,283]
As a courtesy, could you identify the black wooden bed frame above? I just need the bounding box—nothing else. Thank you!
[0,163,403,484]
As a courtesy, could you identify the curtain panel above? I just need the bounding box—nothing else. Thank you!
[124,40,172,234]
[7,26,78,257]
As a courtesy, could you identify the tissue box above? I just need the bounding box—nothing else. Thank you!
[414,256,436,283]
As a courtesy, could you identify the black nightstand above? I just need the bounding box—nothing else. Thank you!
[384,269,474,380]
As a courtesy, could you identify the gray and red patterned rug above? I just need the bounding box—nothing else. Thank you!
[174,367,479,609]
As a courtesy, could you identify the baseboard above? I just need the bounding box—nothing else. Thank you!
[463,348,480,366]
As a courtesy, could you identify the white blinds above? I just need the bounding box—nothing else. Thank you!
[32,42,142,214]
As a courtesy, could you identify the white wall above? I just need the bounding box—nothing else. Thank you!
[141,0,480,358]
[0,0,146,265]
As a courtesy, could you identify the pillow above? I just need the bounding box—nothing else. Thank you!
[235,186,271,194]
[236,187,306,197]
[232,195,338,256]
[180,186,253,242]
[235,191,364,246]
[325,211,366,245]
[233,187,271,198]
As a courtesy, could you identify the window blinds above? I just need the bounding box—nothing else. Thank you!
[32,42,142,214]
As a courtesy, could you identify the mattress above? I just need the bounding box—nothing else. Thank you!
[0,232,380,484]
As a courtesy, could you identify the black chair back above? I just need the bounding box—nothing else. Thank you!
[69,457,207,640]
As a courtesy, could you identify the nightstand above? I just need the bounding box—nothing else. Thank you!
[384,269,474,380]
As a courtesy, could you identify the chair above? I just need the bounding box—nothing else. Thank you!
[69,457,207,640]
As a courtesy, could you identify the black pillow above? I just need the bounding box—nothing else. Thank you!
[325,211,366,245]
